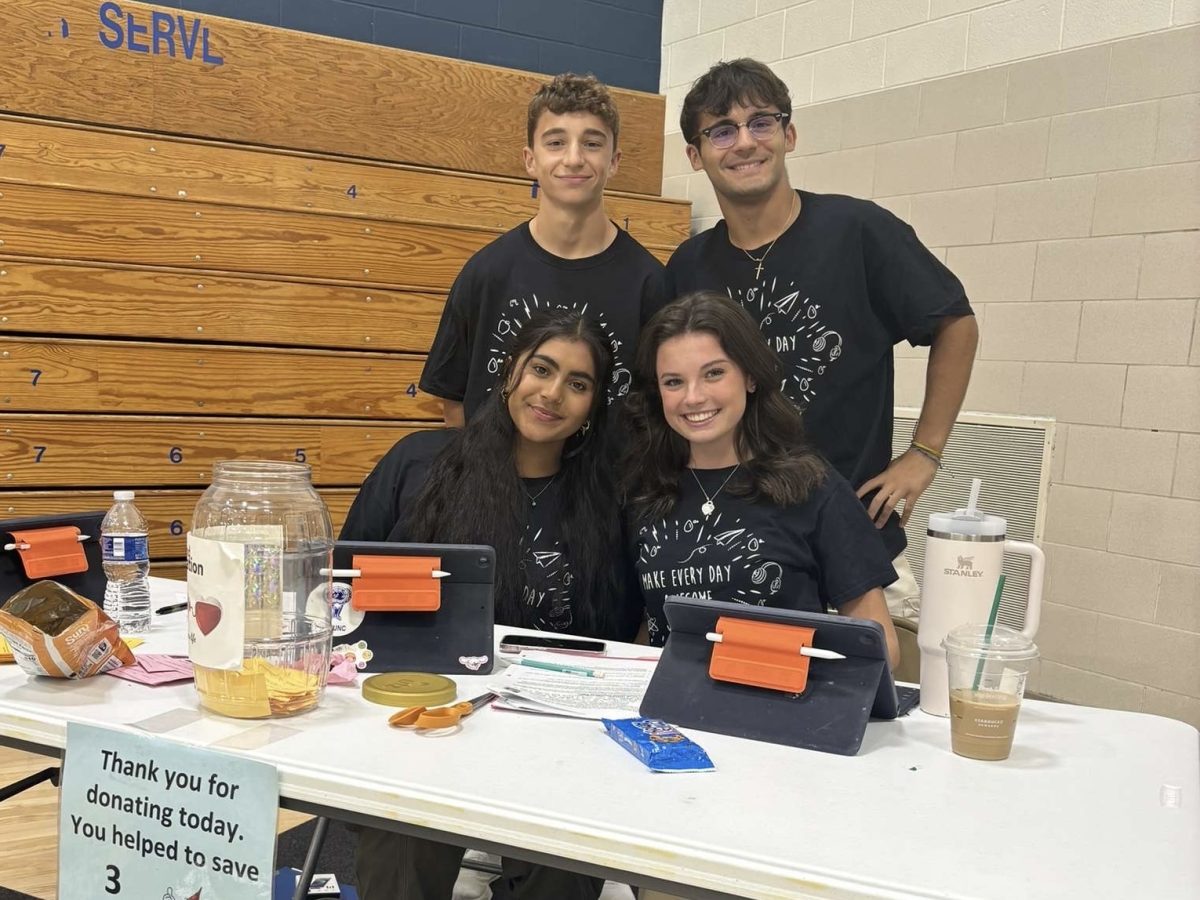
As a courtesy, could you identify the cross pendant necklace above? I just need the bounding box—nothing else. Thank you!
[691,465,740,518]
[740,192,799,280]
[744,244,775,280]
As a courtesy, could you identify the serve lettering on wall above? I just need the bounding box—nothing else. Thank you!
[98,1,224,65]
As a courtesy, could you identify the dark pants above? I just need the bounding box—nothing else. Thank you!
[355,826,605,900]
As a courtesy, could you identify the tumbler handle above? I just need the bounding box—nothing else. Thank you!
[1003,539,1044,639]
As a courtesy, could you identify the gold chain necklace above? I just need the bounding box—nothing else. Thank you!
[741,193,799,280]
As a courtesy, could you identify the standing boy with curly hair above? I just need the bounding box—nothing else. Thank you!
[420,73,664,427]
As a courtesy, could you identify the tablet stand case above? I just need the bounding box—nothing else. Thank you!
[0,512,107,607]
[330,541,495,675]
[639,596,900,756]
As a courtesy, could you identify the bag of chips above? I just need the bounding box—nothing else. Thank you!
[602,717,715,773]
[0,580,135,678]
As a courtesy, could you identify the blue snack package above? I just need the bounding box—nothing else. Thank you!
[602,717,715,773]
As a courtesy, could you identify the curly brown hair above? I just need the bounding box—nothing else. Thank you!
[527,73,621,147]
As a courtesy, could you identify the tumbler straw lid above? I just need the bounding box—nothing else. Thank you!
[928,478,1008,536]
[927,511,1007,536]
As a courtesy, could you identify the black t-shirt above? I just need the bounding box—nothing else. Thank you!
[339,430,456,544]
[339,429,619,635]
[666,191,973,555]
[632,466,897,647]
[420,222,665,419]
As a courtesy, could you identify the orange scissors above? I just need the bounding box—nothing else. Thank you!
[388,691,498,730]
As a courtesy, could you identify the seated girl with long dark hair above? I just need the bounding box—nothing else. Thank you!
[341,307,635,642]
[624,291,900,667]
[341,308,636,900]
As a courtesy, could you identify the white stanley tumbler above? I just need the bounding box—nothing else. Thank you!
[917,481,1044,716]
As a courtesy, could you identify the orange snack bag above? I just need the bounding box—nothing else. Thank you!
[0,580,136,678]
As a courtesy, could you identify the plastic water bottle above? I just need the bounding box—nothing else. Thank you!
[101,490,152,633]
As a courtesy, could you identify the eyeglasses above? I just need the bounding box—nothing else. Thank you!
[694,112,791,150]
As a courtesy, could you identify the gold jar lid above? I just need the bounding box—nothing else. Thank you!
[362,672,457,708]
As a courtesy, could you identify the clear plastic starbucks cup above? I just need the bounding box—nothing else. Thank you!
[942,624,1039,761]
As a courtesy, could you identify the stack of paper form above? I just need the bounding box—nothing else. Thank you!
[490,652,657,720]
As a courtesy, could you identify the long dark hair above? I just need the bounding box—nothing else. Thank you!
[624,291,826,524]
[402,309,624,638]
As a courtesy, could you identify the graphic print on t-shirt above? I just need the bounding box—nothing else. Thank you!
[729,278,843,408]
[486,293,632,405]
[636,513,783,643]
[520,524,575,631]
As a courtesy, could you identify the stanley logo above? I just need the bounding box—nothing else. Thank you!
[944,554,985,578]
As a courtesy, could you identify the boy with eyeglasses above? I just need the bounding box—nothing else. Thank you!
[419,73,664,427]
[669,59,979,617]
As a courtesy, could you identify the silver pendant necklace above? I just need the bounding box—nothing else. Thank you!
[691,465,740,518]
[523,475,557,507]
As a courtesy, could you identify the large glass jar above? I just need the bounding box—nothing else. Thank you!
[187,460,333,718]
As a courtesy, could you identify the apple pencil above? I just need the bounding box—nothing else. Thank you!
[4,534,89,552]
[705,632,846,660]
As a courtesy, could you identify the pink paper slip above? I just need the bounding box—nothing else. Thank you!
[107,654,194,685]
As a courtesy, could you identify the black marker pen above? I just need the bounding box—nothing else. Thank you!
[155,602,188,616]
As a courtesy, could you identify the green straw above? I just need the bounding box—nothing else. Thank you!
[972,573,1006,691]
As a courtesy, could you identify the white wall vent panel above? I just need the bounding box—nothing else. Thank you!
[892,409,1055,631]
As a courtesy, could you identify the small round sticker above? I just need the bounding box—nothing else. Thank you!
[309,581,364,635]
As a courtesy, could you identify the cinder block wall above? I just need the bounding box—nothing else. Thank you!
[660,0,1200,727]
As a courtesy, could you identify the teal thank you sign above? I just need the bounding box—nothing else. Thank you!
[58,722,279,899]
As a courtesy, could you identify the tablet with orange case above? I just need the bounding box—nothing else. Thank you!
[640,596,900,756]
[328,541,496,675]
[0,512,107,608]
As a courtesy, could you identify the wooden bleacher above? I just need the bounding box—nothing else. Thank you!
[0,0,690,579]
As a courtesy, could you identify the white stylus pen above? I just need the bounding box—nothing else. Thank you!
[705,631,846,660]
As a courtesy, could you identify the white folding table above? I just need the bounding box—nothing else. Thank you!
[0,578,1197,899]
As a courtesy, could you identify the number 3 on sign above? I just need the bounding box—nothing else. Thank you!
[104,864,120,894]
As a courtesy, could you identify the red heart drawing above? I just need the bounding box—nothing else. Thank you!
[194,598,223,636]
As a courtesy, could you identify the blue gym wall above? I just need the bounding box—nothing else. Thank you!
[158,0,664,93]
